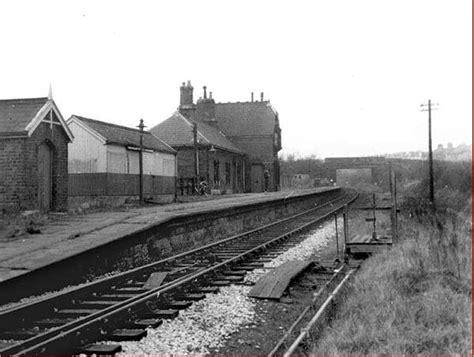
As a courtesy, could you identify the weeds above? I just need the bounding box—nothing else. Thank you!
[312,166,472,355]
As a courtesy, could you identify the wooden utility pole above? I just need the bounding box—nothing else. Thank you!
[428,100,434,206]
[137,118,145,204]
[421,100,437,209]
[389,162,398,241]
[193,122,199,188]
[342,205,349,260]
[334,214,339,259]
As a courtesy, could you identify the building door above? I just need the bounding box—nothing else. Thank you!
[38,142,53,211]
[250,164,264,192]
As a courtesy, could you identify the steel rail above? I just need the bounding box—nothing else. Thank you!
[0,191,351,322]
[1,192,358,355]
[267,265,346,357]
[282,268,357,357]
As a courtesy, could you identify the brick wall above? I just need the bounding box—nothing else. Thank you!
[229,135,280,192]
[0,138,27,212]
[175,146,246,193]
[0,121,69,213]
[229,135,275,162]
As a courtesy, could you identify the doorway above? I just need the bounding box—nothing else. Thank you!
[38,142,53,211]
[250,164,264,193]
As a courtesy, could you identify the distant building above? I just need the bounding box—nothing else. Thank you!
[150,81,282,193]
[385,143,471,162]
[67,115,176,206]
[0,96,73,212]
[324,156,388,189]
[434,143,471,161]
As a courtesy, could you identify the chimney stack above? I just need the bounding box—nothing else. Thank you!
[179,80,196,118]
[251,92,254,102]
[260,92,264,102]
[203,86,207,99]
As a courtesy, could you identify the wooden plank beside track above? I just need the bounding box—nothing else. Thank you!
[248,260,315,300]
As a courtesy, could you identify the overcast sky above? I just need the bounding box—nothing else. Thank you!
[0,0,471,158]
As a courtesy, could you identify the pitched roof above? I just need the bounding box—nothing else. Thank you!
[70,115,176,154]
[0,97,49,135]
[215,101,278,136]
[150,111,244,154]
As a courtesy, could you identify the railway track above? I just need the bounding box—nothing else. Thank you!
[267,264,357,357]
[0,190,357,355]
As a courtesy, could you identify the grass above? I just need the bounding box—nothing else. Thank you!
[312,188,472,355]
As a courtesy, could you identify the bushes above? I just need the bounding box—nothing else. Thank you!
[312,160,472,355]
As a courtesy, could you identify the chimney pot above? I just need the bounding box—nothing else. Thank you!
[187,80,191,86]
[182,82,185,86]
[261,92,264,102]
[209,91,213,99]
[203,86,207,99]
[251,92,254,102]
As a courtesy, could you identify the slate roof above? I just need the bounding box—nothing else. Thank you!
[215,101,278,136]
[150,111,244,154]
[71,115,176,154]
[0,97,49,135]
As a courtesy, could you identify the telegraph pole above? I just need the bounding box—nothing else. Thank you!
[421,100,437,209]
[138,118,145,204]
[428,100,434,206]
[193,122,199,190]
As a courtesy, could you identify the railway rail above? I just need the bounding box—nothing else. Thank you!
[267,264,357,356]
[0,190,357,355]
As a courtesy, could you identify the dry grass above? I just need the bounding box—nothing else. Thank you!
[312,195,471,355]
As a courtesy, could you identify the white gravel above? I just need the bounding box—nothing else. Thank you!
[113,219,339,355]
[245,219,341,283]
[116,285,255,355]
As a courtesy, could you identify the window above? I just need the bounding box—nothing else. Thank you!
[237,162,242,186]
[225,162,231,184]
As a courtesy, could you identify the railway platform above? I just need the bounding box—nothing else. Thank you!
[0,188,336,285]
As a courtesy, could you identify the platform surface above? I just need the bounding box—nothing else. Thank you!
[0,188,336,283]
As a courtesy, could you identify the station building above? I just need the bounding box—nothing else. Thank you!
[67,115,177,207]
[0,95,73,213]
[150,81,282,193]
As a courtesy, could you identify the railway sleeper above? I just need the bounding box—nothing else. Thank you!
[56,308,101,317]
[209,280,231,286]
[82,343,122,355]
[79,300,123,309]
[108,328,147,341]
[236,263,265,269]
[98,293,138,300]
[159,300,193,310]
[182,293,206,301]
[35,317,76,328]
[215,275,244,282]
[142,309,179,319]
[1,328,46,340]
[195,286,219,294]
[132,318,163,328]
[222,269,247,276]
[113,287,149,293]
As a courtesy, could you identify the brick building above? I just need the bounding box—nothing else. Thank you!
[0,96,73,213]
[150,81,282,193]
[67,115,177,206]
[150,83,246,194]
[215,94,282,192]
